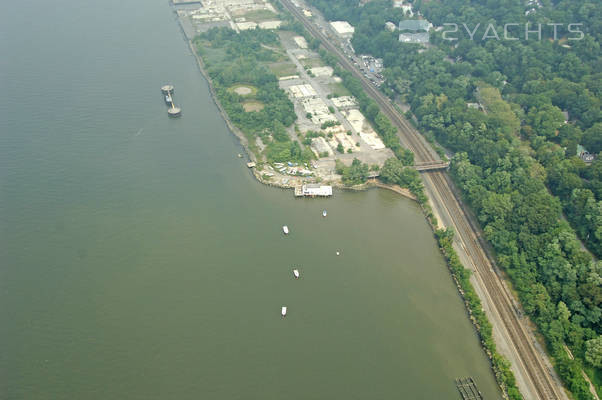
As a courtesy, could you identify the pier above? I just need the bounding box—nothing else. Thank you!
[161,84,181,117]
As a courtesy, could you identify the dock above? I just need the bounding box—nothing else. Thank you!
[455,377,483,400]
[161,84,181,117]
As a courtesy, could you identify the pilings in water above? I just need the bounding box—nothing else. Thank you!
[455,377,483,400]
[161,84,181,117]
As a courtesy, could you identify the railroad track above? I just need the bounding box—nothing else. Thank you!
[428,170,561,399]
[279,0,568,398]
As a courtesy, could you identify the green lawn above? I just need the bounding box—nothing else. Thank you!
[300,57,323,68]
[328,82,351,97]
[268,62,298,78]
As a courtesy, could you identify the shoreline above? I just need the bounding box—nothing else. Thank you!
[179,15,511,399]
[176,9,535,400]
[185,37,419,202]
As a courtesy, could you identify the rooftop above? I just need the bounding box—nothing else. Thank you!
[330,21,355,36]
[398,20,430,32]
[399,32,430,44]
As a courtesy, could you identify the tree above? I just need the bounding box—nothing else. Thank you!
[582,123,602,154]
[399,148,415,166]
[585,336,602,368]
[365,103,380,120]
[336,158,369,185]
[380,157,405,184]
[527,104,566,139]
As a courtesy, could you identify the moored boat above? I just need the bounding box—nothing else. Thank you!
[322,210,327,217]
[293,269,300,279]
[281,306,287,317]
[282,225,289,235]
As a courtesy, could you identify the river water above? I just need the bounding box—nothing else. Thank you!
[0,0,500,398]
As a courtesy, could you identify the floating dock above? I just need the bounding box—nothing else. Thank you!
[455,377,483,400]
[161,84,181,117]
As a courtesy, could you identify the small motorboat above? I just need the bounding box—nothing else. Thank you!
[336,250,340,256]
[322,210,327,217]
[293,269,300,279]
[281,306,287,317]
[282,225,289,235]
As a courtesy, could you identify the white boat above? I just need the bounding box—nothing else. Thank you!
[282,225,289,235]
[336,250,340,256]
[281,306,287,317]
[293,269,300,279]
[322,210,327,217]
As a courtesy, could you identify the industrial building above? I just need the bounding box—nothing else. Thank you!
[295,184,333,197]
[329,21,355,39]
[398,20,431,44]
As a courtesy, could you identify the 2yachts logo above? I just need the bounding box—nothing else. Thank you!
[441,23,584,41]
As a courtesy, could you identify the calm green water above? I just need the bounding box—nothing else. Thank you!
[0,0,500,398]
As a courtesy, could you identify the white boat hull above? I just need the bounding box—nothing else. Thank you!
[281,306,287,317]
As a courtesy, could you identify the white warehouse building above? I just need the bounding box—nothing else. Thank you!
[330,21,355,39]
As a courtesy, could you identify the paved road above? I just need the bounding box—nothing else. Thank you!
[279,1,569,398]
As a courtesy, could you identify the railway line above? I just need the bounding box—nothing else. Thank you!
[279,0,568,398]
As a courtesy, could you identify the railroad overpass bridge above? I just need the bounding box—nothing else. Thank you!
[414,161,450,171]
[367,161,450,178]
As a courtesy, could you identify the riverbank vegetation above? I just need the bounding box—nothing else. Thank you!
[436,228,523,399]
[307,0,601,397]
[379,158,426,204]
[335,158,369,185]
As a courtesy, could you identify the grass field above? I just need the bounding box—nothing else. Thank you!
[328,82,352,97]
[243,101,265,112]
[300,57,323,68]
[268,62,298,78]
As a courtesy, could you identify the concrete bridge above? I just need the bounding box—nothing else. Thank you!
[367,161,450,178]
[413,161,450,171]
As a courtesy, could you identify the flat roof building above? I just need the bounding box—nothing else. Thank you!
[300,184,333,197]
[330,21,355,39]
[398,19,431,32]
[399,32,430,44]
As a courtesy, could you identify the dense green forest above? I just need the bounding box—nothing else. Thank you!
[306,0,601,398]
[193,28,313,163]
